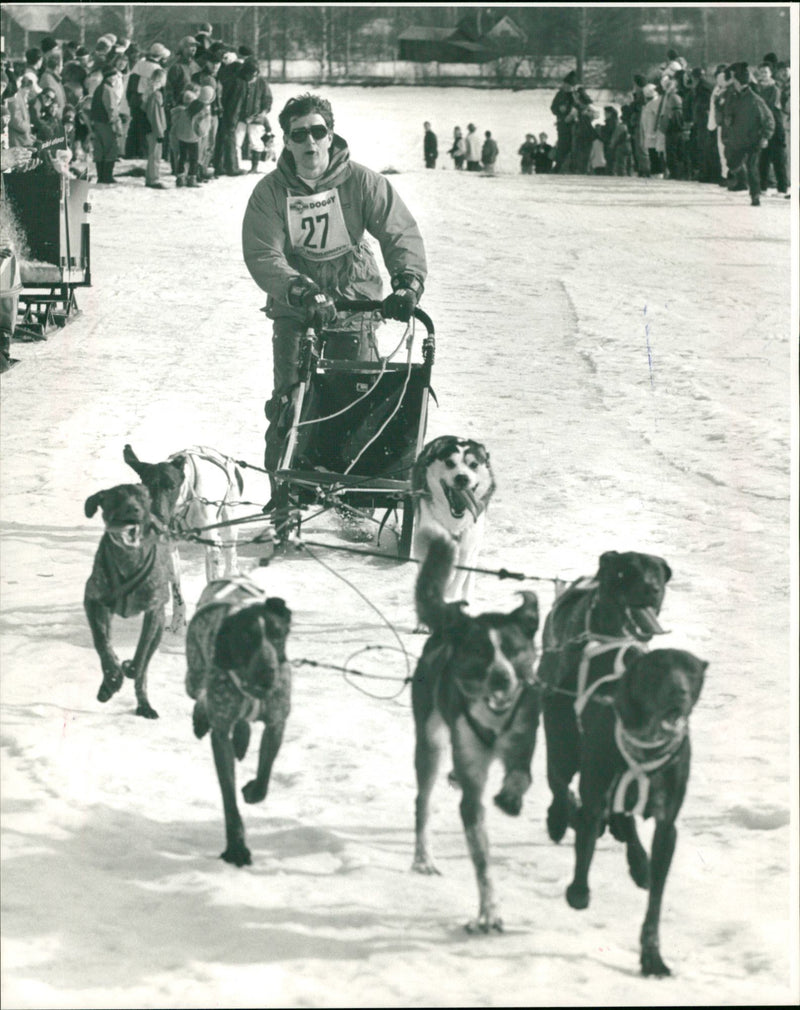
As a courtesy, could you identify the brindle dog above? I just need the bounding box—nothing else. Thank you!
[186,576,292,867]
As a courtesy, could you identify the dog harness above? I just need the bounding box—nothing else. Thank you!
[573,638,645,725]
[168,446,242,528]
[460,684,528,749]
[612,716,688,817]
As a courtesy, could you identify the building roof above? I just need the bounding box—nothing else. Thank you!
[3,4,81,32]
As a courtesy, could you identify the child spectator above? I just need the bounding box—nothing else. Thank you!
[534,132,553,173]
[172,85,213,187]
[518,132,537,174]
[599,105,633,175]
[143,68,167,189]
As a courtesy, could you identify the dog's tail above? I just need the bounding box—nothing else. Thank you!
[415,535,456,632]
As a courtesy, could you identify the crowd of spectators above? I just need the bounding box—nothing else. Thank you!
[0,23,276,190]
[546,48,791,205]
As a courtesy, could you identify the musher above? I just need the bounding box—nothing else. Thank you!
[242,92,428,476]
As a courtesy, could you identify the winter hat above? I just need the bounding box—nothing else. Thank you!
[41,37,59,55]
[148,43,170,61]
[198,85,215,104]
[242,56,259,77]
[221,50,237,65]
[179,36,198,51]
[196,23,213,38]
[95,37,113,53]
[643,83,657,100]
[564,70,577,86]
[731,62,751,85]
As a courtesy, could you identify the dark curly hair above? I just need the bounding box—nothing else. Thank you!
[278,93,334,134]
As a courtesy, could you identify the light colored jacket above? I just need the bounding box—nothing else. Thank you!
[465,130,482,162]
[242,135,427,321]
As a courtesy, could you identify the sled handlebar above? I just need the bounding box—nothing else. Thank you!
[333,298,435,338]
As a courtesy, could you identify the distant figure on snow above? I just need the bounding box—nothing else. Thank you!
[423,121,437,169]
[481,130,498,175]
[448,125,466,170]
[465,122,482,171]
[518,132,537,174]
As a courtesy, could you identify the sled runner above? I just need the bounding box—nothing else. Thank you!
[270,298,435,558]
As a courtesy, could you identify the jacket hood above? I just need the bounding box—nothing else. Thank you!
[273,133,351,193]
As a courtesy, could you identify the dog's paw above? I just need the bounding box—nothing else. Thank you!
[135,701,159,719]
[192,700,210,739]
[96,673,123,704]
[641,946,671,977]
[411,855,441,876]
[242,778,267,805]
[566,882,590,910]
[627,846,650,890]
[122,660,136,679]
[221,843,252,867]
[547,799,569,842]
[493,789,522,817]
[465,913,504,935]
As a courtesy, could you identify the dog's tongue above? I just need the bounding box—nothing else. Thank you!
[631,606,665,636]
[455,486,481,520]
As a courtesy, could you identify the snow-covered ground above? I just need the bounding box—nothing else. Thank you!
[1,84,797,1008]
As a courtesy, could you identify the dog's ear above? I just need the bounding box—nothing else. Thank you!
[84,491,105,518]
[512,590,539,639]
[123,444,144,476]
[170,454,186,474]
[684,654,707,708]
[659,558,673,584]
[598,551,621,577]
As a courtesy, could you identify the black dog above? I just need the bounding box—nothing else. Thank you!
[185,577,292,867]
[411,535,540,933]
[84,483,171,719]
[537,551,672,843]
[565,647,707,977]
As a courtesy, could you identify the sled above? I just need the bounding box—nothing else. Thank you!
[2,165,91,340]
[270,298,435,558]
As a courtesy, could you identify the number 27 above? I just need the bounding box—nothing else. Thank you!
[301,213,329,249]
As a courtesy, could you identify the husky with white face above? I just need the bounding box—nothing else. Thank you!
[411,436,496,603]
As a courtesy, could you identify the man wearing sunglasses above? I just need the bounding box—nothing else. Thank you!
[242,92,427,473]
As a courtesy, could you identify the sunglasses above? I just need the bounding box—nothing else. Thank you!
[288,124,329,143]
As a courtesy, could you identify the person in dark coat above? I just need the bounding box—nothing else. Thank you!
[724,62,775,206]
[755,61,788,194]
[551,70,578,172]
[423,121,437,169]
[621,74,650,177]
[481,130,498,175]
[533,132,554,173]
[687,67,715,181]
[518,133,537,174]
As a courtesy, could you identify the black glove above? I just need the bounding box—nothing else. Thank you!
[382,273,424,322]
[288,277,337,330]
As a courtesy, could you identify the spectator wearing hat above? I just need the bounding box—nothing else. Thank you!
[62,46,90,106]
[90,66,125,183]
[518,132,537,174]
[235,56,273,174]
[40,37,60,60]
[571,90,597,174]
[195,23,214,57]
[598,105,633,176]
[192,49,222,180]
[724,61,775,206]
[655,74,684,178]
[125,42,170,159]
[551,70,578,172]
[39,51,66,116]
[172,85,213,187]
[165,36,199,172]
[86,38,114,98]
[755,61,788,194]
[143,67,167,189]
[640,82,662,176]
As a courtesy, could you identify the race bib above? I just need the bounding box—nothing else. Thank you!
[286,188,354,262]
